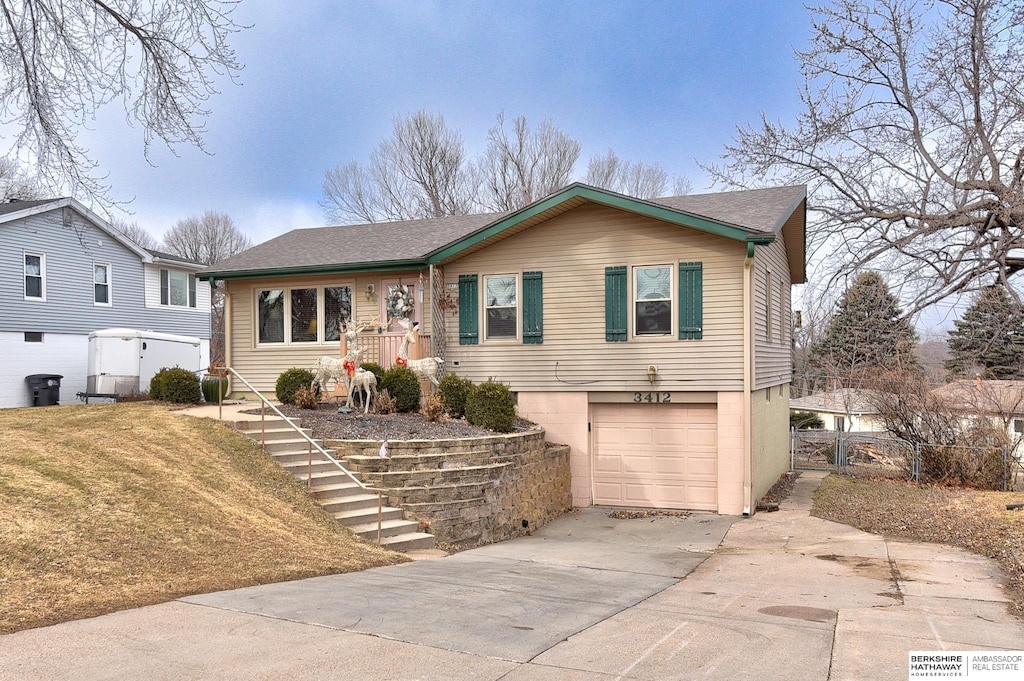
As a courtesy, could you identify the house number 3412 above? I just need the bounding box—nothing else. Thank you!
[633,392,672,403]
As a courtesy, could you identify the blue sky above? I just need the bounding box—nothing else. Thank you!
[81,0,812,244]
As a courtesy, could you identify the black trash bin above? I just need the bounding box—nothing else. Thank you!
[25,374,62,406]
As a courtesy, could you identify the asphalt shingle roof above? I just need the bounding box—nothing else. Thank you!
[202,184,805,277]
[0,198,61,217]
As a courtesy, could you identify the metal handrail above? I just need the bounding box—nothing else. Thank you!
[216,367,385,546]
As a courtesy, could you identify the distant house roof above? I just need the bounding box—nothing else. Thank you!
[930,379,1024,416]
[0,198,52,216]
[145,248,206,269]
[789,389,884,415]
[199,183,807,282]
[0,198,204,269]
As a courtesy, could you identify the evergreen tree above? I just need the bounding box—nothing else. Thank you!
[809,272,918,387]
[945,286,1024,379]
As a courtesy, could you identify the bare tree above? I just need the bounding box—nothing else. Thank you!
[108,216,158,250]
[866,370,1017,488]
[162,210,251,266]
[0,158,43,201]
[321,110,476,223]
[162,210,251,366]
[586,150,691,198]
[0,0,243,203]
[478,112,580,211]
[706,0,1024,311]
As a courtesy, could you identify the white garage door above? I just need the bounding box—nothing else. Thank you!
[591,402,718,511]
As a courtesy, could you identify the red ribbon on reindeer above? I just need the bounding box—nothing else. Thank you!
[343,359,356,377]
[395,356,408,367]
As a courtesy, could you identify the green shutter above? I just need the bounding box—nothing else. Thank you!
[523,271,543,344]
[678,261,703,340]
[605,266,627,341]
[160,269,169,305]
[458,274,479,345]
[188,274,197,308]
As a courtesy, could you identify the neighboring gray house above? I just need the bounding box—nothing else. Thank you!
[1,198,211,408]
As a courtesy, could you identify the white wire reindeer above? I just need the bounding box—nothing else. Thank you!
[396,318,444,388]
[347,368,377,414]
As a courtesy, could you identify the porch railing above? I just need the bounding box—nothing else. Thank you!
[215,367,386,545]
[353,333,430,367]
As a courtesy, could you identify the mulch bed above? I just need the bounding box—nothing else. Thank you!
[242,404,537,441]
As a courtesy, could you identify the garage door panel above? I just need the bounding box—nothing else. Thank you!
[622,483,655,505]
[593,454,623,474]
[653,456,687,475]
[653,427,687,446]
[592,402,718,511]
[622,456,653,474]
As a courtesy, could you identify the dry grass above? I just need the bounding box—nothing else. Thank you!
[0,403,407,634]
[812,475,1024,616]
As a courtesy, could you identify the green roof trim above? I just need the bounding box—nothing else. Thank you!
[198,259,427,282]
[425,184,772,264]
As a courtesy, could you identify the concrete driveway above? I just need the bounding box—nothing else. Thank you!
[2,472,1023,680]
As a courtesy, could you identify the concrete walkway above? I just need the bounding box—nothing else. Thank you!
[2,472,1022,680]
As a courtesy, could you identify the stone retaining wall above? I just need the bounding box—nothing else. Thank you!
[327,429,573,546]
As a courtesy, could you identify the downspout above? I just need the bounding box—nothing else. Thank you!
[742,243,755,516]
[220,283,233,390]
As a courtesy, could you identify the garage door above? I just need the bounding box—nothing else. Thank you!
[591,402,717,511]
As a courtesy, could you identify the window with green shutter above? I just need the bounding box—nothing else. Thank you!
[523,271,543,344]
[605,266,627,341]
[678,261,703,340]
[458,274,479,345]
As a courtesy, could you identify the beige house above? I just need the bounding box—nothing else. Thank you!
[789,389,888,433]
[201,183,806,515]
[930,379,1024,459]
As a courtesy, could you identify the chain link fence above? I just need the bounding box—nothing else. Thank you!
[791,429,1024,491]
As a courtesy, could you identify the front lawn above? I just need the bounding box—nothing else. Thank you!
[0,403,406,634]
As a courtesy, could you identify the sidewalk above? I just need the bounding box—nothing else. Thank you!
[1,471,1021,680]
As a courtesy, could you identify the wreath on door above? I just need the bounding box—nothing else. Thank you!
[386,284,414,319]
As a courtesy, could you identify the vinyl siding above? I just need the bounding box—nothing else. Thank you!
[1,209,209,339]
[750,384,792,503]
[442,203,747,393]
[225,270,431,393]
[753,233,792,390]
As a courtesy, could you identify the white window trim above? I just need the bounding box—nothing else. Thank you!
[161,268,196,308]
[482,274,520,342]
[765,269,773,342]
[255,283,354,346]
[631,263,675,339]
[24,251,45,301]
[94,262,112,306]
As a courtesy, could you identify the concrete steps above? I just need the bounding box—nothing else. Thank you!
[236,416,434,552]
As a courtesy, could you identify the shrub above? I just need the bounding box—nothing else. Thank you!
[149,367,201,404]
[790,411,824,430]
[465,381,516,433]
[438,373,474,419]
[293,386,320,410]
[374,389,397,414]
[421,393,445,422]
[276,367,317,405]
[381,366,421,413]
[360,362,385,384]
